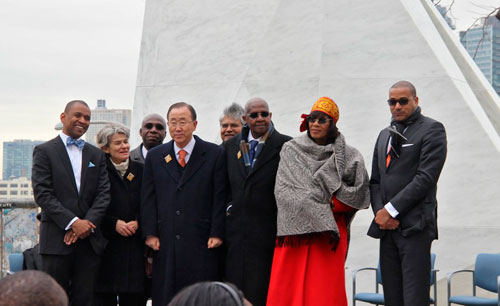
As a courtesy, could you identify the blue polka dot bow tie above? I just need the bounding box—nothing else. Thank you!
[66,137,85,149]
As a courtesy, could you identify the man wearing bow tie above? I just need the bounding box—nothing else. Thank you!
[32,100,110,306]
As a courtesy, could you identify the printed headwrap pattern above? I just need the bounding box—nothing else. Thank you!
[299,97,339,132]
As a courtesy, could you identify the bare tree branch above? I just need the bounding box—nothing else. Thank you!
[472,7,500,59]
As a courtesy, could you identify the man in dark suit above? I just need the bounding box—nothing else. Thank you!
[368,81,447,306]
[141,102,226,306]
[224,97,292,306]
[32,100,110,306]
[130,113,167,164]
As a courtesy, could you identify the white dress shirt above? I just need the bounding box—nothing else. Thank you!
[247,133,262,143]
[174,136,196,165]
[59,132,84,230]
[384,128,408,218]
[142,145,149,160]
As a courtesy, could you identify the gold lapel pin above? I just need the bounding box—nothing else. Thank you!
[165,154,172,163]
[126,173,135,181]
[237,151,242,159]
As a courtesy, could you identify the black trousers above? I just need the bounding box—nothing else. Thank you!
[97,292,147,306]
[379,229,433,306]
[42,239,100,306]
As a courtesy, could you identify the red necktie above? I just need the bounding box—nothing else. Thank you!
[386,144,391,168]
[178,149,187,168]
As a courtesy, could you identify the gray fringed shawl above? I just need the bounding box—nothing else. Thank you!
[275,134,370,237]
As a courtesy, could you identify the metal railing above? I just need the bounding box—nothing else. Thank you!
[0,199,38,276]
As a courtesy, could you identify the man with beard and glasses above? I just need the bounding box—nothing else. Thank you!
[223,97,291,306]
[368,81,447,306]
[130,114,167,164]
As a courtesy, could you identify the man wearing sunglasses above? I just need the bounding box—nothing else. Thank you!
[130,114,167,164]
[368,81,447,306]
[223,97,291,306]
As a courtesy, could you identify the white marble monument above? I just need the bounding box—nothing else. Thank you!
[133,0,500,303]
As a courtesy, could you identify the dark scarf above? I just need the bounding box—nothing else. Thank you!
[389,106,421,159]
[239,122,275,168]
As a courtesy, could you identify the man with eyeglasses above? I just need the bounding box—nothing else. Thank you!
[130,113,167,164]
[223,97,291,306]
[141,102,226,306]
[368,81,447,306]
[219,102,245,143]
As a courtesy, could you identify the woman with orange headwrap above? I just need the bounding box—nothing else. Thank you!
[266,97,370,306]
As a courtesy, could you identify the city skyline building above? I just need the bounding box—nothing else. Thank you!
[86,99,132,145]
[433,1,456,30]
[460,16,500,96]
[0,177,33,200]
[2,140,43,180]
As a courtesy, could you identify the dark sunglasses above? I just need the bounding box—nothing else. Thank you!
[387,97,410,106]
[144,123,165,130]
[307,117,331,125]
[248,111,270,119]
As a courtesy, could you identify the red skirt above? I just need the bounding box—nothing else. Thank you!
[266,199,351,306]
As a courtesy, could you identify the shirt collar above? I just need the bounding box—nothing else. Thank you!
[247,132,262,143]
[174,136,196,156]
[59,132,83,143]
[141,144,148,159]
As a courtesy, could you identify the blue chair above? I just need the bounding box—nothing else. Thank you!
[8,253,24,274]
[352,253,437,305]
[447,253,500,306]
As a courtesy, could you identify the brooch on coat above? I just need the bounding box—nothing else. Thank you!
[165,154,172,163]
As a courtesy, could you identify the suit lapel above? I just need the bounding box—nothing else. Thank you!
[233,134,249,178]
[53,137,78,194]
[384,116,424,171]
[178,137,205,187]
[162,142,181,184]
[80,145,91,196]
[248,134,278,177]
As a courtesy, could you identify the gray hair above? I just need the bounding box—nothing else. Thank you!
[96,123,130,149]
[219,103,245,124]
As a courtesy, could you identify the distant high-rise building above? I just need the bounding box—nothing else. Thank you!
[86,99,132,145]
[460,16,500,96]
[2,140,44,180]
[434,2,455,30]
[97,99,106,108]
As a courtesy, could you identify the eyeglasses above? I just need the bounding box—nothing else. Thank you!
[221,123,241,129]
[168,121,193,128]
[387,97,411,106]
[248,111,270,119]
[307,117,332,125]
[144,123,165,130]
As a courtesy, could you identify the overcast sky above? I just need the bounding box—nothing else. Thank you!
[0,0,497,173]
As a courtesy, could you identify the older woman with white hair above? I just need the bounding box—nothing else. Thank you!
[95,124,147,306]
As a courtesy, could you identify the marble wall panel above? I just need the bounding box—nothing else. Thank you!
[133,0,500,297]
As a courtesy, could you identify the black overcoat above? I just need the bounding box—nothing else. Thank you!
[368,114,447,239]
[141,136,226,306]
[97,158,146,293]
[223,126,291,306]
